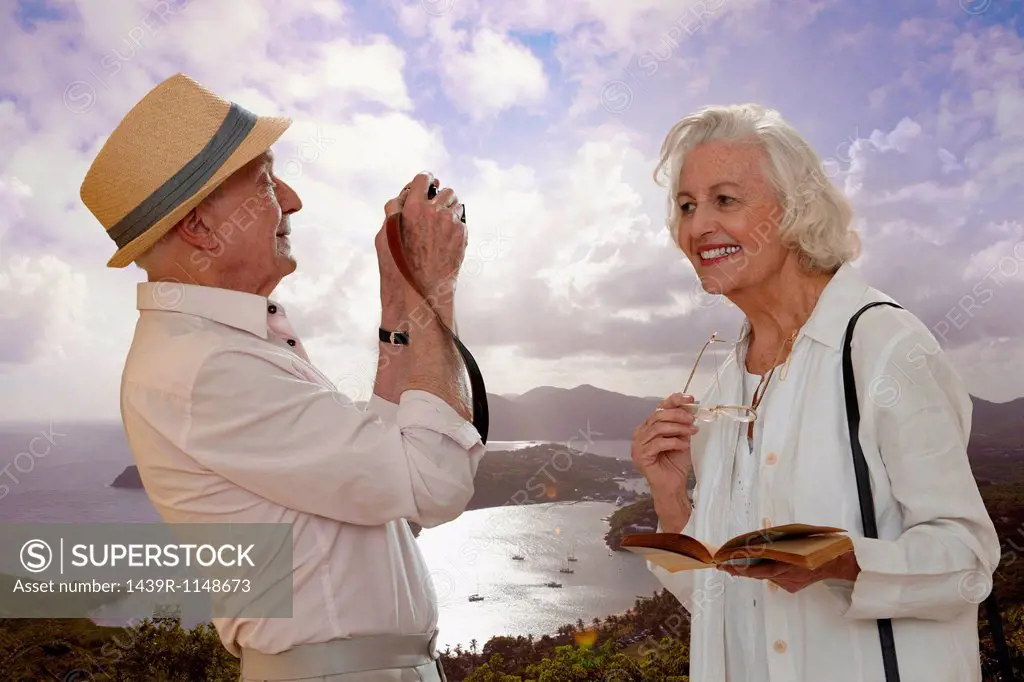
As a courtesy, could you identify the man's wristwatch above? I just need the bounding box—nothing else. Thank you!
[379,327,409,345]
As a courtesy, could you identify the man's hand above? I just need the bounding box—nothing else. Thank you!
[374,172,471,422]
[375,177,440,328]
[718,551,861,593]
[399,172,467,294]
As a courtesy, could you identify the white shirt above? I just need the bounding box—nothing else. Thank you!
[649,263,1001,682]
[120,282,486,656]
[723,371,769,682]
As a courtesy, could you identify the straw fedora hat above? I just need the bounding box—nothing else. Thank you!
[81,73,291,268]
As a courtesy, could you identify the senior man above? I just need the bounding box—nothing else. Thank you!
[80,73,484,681]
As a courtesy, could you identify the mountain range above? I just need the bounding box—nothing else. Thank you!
[1,385,1019,460]
[360,384,1023,454]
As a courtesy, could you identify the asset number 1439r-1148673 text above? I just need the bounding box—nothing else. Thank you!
[125,578,251,593]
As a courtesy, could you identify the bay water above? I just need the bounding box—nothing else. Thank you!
[0,426,658,650]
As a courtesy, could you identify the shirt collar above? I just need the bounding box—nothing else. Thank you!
[137,282,281,339]
[736,262,871,351]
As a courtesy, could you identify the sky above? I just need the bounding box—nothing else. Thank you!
[0,0,1022,422]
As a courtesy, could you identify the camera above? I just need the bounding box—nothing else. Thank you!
[427,183,466,223]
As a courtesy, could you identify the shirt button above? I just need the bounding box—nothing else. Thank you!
[268,304,277,314]
[774,640,787,653]
[765,452,778,465]
[287,339,296,346]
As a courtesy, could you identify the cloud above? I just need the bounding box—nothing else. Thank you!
[0,175,32,260]
[437,28,549,121]
[2,0,1024,421]
[0,254,89,365]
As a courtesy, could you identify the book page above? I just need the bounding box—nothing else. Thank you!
[716,524,846,555]
[622,546,713,573]
[620,533,715,564]
[718,535,853,569]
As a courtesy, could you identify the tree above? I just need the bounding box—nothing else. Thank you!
[464,654,523,682]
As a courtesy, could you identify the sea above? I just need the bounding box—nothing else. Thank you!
[0,427,658,652]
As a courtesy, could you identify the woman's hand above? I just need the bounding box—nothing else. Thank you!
[718,552,861,592]
[632,392,699,490]
[632,393,699,532]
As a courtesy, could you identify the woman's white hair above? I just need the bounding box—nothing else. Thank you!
[653,103,860,272]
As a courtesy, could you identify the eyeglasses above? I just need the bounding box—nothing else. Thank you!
[680,332,758,424]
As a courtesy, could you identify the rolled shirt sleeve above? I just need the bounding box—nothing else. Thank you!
[646,402,711,613]
[646,404,712,613]
[831,307,1001,621]
[183,346,485,528]
[367,393,400,423]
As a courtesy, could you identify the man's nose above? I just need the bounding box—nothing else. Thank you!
[277,177,302,214]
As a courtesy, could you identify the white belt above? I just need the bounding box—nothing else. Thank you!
[240,631,440,680]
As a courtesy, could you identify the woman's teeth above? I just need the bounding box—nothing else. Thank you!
[700,246,741,260]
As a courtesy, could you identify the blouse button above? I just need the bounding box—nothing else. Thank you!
[765,452,778,465]
[774,640,787,653]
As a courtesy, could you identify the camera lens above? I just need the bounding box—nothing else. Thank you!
[427,184,438,199]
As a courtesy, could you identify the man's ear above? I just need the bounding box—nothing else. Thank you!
[176,209,212,248]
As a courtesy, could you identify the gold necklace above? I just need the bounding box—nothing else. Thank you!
[746,328,799,443]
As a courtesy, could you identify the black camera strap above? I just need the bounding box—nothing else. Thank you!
[383,210,489,444]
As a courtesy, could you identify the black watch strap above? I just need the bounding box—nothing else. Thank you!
[379,328,409,345]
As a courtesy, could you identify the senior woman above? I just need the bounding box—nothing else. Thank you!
[631,104,1001,682]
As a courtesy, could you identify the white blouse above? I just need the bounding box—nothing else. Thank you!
[723,370,769,682]
[648,263,1001,682]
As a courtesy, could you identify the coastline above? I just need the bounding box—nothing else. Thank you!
[110,443,649,546]
[54,443,657,655]
[60,498,655,649]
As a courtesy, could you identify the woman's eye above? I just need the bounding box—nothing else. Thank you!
[679,202,695,215]
[718,195,736,206]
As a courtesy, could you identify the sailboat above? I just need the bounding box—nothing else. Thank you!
[558,557,575,574]
[544,580,563,588]
[567,541,578,563]
[468,573,485,602]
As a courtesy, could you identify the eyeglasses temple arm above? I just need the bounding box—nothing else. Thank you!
[683,336,715,395]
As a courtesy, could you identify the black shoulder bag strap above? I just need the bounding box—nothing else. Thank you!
[842,301,1014,682]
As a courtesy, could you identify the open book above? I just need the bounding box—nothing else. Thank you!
[620,524,853,572]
